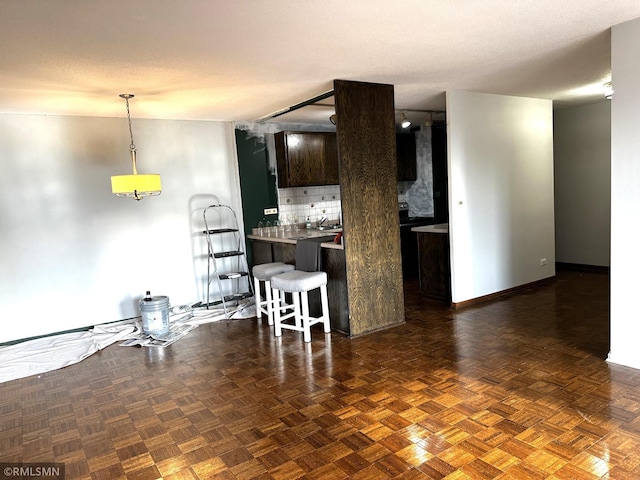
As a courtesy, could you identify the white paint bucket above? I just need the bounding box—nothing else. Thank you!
[139,292,170,335]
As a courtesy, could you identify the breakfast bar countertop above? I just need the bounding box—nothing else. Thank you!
[411,223,449,234]
[247,229,344,250]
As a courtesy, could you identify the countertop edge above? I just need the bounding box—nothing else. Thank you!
[248,234,344,250]
[411,223,449,234]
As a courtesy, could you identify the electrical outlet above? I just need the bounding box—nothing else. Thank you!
[540,258,547,266]
[263,208,277,215]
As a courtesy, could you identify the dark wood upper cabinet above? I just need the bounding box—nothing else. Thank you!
[275,130,416,187]
[275,131,339,188]
[323,132,339,185]
[396,132,417,181]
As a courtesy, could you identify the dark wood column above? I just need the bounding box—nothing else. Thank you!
[334,79,405,336]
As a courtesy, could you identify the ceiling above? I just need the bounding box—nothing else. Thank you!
[2,0,639,126]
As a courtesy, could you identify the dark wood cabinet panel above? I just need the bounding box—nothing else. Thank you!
[322,248,349,335]
[275,130,416,186]
[323,132,339,185]
[251,240,274,267]
[396,132,417,181]
[417,232,451,303]
[250,240,297,269]
[271,242,296,265]
[275,131,339,188]
[284,133,323,187]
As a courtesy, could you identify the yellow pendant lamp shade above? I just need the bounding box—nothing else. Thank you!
[111,174,162,199]
[111,94,162,201]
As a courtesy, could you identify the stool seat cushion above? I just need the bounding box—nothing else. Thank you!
[271,270,327,292]
[253,262,295,280]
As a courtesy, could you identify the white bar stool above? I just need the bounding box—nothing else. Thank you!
[252,262,295,325]
[270,270,331,342]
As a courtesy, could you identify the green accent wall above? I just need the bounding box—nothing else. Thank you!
[235,129,278,266]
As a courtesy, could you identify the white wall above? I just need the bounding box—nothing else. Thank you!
[609,17,640,369]
[554,102,611,267]
[0,114,243,343]
[446,91,555,303]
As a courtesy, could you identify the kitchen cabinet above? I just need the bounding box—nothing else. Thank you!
[322,247,349,335]
[250,238,297,266]
[275,131,339,188]
[400,224,426,279]
[416,230,451,303]
[272,241,297,265]
[274,130,416,186]
[251,239,274,265]
[396,132,417,181]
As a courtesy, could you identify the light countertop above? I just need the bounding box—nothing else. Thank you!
[411,223,449,234]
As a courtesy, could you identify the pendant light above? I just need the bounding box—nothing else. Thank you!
[110,94,161,201]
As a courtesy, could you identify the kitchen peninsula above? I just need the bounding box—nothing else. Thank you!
[247,229,349,334]
[245,80,405,338]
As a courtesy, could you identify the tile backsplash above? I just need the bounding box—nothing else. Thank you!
[277,175,430,225]
[277,185,342,225]
[277,180,417,226]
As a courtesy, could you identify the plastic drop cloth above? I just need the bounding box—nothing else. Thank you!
[0,300,257,384]
[0,322,136,384]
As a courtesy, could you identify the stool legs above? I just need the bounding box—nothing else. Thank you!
[320,284,331,333]
[293,293,302,330]
[272,287,299,339]
[252,263,295,326]
[300,291,310,342]
[253,275,262,319]
[264,279,274,325]
[272,285,330,343]
[254,276,276,325]
[273,296,281,337]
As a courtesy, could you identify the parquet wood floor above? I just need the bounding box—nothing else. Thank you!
[2,270,639,479]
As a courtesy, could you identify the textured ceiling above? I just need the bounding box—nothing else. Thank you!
[1,0,639,125]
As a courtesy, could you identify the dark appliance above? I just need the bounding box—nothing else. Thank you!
[398,202,435,279]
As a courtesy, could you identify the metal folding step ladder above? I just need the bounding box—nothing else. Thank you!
[195,204,254,319]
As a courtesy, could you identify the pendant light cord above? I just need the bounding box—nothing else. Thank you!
[124,96,136,152]
[120,94,138,175]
